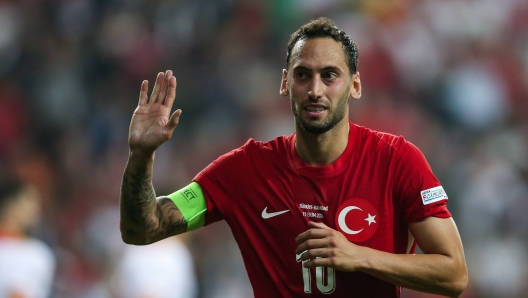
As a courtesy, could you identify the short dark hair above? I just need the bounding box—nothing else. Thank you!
[286,17,359,74]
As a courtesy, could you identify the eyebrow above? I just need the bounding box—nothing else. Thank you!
[292,65,344,73]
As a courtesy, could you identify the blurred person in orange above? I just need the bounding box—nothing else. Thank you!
[120,17,467,297]
[0,178,55,298]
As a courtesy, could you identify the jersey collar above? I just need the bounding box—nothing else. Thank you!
[288,121,358,177]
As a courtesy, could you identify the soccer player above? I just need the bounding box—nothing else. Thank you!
[120,17,468,297]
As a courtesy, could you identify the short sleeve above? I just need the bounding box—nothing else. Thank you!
[192,140,254,226]
[393,140,451,222]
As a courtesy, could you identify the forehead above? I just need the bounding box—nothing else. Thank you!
[289,37,348,71]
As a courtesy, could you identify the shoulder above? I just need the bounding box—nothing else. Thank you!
[22,238,55,264]
[0,237,55,270]
[241,135,290,152]
[354,124,407,152]
[195,135,292,177]
[218,135,291,160]
[353,123,428,165]
[0,237,52,255]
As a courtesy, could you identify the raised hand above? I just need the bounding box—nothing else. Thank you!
[128,70,181,155]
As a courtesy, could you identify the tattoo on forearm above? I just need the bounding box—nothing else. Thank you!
[120,166,158,237]
[159,197,188,234]
[120,166,187,242]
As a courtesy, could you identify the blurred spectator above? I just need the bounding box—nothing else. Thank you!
[110,237,198,298]
[0,179,55,298]
[82,205,199,298]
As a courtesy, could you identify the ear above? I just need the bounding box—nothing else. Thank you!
[280,69,289,96]
[350,72,361,100]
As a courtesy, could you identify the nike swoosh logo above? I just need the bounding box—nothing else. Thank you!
[262,207,290,219]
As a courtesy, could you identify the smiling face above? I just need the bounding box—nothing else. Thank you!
[281,37,361,135]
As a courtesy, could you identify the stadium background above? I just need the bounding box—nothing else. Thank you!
[1,0,527,297]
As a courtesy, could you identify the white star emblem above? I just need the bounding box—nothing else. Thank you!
[365,213,376,225]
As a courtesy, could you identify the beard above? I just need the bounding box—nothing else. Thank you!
[290,87,350,135]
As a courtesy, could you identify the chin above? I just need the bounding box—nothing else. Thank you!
[299,121,334,134]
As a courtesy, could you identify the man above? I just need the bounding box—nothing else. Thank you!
[120,17,468,297]
[0,179,55,298]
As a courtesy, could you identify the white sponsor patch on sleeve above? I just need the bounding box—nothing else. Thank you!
[420,186,448,205]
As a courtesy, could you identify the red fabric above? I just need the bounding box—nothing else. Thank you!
[193,121,450,298]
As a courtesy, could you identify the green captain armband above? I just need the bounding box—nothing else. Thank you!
[167,182,207,232]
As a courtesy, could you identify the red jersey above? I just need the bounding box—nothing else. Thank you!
[193,121,450,297]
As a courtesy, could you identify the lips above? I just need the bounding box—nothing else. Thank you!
[305,106,325,112]
[304,104,327,116]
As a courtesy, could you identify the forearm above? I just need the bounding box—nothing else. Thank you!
[121,70,186,244]
[119,150,159,244]
[358,248,467,297]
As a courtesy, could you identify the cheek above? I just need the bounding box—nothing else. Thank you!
[289,85,306,100]
[329,83,351,101]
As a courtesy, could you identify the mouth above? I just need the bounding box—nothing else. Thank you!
[303,105,327,117]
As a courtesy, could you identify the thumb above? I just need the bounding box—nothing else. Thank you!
[166,109,182,131]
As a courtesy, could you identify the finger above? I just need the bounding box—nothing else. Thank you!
[158,70,172,105]
[138,80,148,106]
[166,109,182,132]
[295,238,328,255]
[300,248,332,262]
[163,75,177,108]
[307,221,332,230]
[150,72,164,103]
[295,228,330,243]
[303,256,334,268]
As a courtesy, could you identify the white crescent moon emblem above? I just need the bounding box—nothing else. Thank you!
[338,206,363,235]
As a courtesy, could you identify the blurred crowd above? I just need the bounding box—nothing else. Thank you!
[0,0,527,297]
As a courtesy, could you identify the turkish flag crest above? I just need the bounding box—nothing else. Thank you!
[335,198,379,242]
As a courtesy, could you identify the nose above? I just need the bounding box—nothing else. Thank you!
[307,76,324,101]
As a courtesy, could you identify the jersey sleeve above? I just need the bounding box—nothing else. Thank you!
[393,139,451,222]
[192,140,254,226]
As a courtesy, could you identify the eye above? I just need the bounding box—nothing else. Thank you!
[296,72,307,79]
[323,72,338,80]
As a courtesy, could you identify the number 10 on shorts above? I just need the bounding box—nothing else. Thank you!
[296,252,336,294]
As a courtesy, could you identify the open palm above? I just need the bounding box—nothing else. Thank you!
[129,70,181,154]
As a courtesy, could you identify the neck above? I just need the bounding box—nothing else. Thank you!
[295,120,350,166]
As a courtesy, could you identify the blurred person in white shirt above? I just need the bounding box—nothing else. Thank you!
[110,235,198,298]
[0,178,55,298]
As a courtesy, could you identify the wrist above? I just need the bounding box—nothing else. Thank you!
[355,246,372,272]
[129,149,155,161]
